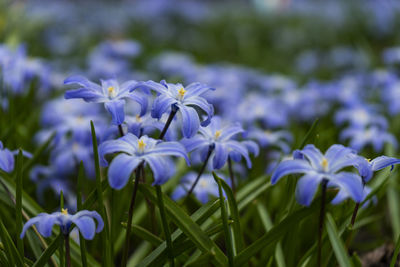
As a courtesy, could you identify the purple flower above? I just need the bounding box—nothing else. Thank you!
[272,144,365,206]
[181,116,256,169]
[133,80,214,138]
[99,134,189,189]
[64,76,148,125]
[20,209,104,240]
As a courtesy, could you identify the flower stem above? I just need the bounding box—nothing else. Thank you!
[159,104,178,140]
[121,163,143,267]
[345,202,360,249]
[118,124,124,137]
[155,185,175,267]
[227,156,236,195]
[318,179,328,267]
[64,234,71,267]
[184,145,214,201]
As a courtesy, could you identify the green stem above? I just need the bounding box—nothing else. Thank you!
[318,180,328,267]
[65,234,71,267]
[155,185,175,267]
[345,202,360,249]
[159,105,178,140]
[184,145,214,201]
[121,164,143,267]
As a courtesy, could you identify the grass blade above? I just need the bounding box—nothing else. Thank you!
[234,204,315,266]
[77,161,88,267]
[32,234,63,267]
[90,120,112,266]
[213,172,234,266]
[325,213,352,267]
[15,149,24,258]
[213,172,244,253]
[139,184,228,266]
[390,234,400,267]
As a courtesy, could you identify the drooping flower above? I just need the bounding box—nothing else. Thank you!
[271,144,366,206]
[99,134,189,189]
[64,76,148,125]
[172,172,229,204]
[331,155,400,205]
[181,116,257,169]
[20,209,104,240]
[133,80,214,138]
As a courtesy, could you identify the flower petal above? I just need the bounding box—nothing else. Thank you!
[104,100,126,125]
[98,139,134,166]
[145,156,174,185]
[328,172,364,203]
[213,143,228,169]
[370,156,400,171]
[271,159,312,184]
[73,216,96,240]
[147,141,190,165]
[295,173,324,206]
[179,105,200,138]
[108,154,141,190]
[298,144,324,169]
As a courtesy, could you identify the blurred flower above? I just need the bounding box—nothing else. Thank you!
[272,144,365,206]
[134,80,214,138]
[172,172,229,203]
[64,76,147,125]
[99,134,189,189]
[0,141,32,173]
[340,125,397,152]
[246,128,293,153]
[181,116,256,169]
[20,209,103,240]
[335,104,387,129]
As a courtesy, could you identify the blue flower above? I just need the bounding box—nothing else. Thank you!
[133,80,215,138]
[20,209,104,240]
[171,172,229,204]
[99,134,189,189]
[331,155,400,204]
[335,104,388,129]
[246,128,293,153]
[0,141,32,173]
[181,116,255,169]
[340,125,397,152]
[64,76,148,125]
[272,144,365,206]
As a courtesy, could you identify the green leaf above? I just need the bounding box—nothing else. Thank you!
[32,234,62,267]
[325,213,352,267]
[122,223,163,247]
[0,219,24,266]
[90,120,112,266]
[234,205,315,266]
[213,172,234,266]
[214,173,244,253]
[15,149,24,258]
[139,184,228,266]
[257,203,286,267]
[77,161,88,267]
[390,233,400,267]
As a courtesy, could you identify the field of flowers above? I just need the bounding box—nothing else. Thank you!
[2,0,400,266]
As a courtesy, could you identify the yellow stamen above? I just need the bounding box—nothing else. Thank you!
[136,114,141,122]
[178,87,186,99]
[367,158,371,163]
[107,86,116,98]
[138,139,146,152]
[215,130,222,139]
[61,208,68,215]
[321,158,328,171]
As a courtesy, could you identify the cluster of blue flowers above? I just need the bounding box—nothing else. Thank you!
[4,1,400,265]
